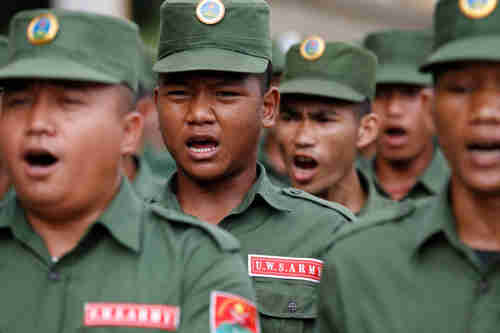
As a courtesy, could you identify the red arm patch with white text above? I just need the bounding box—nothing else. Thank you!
[248,255,323,283]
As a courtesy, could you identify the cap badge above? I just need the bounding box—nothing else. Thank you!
[300,36,326,61]
[459,0,497,19]
[196,0,225,25]
[27,13,59,45]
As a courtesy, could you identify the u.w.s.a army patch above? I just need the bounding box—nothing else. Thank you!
[27,13,59,45]
[459,0,497,19]
[196,0,226,25]
[248,254,323,283]
[300,36,326,61]
[210,291,260,333]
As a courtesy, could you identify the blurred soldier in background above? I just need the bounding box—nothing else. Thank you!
[317,0,500,331]
[0,9,255,332]
[153,1,353,332]
[0,36,11,202]
[361,29,450,202]
[277,38,408,222]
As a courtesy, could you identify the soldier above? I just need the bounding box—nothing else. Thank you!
[153,1,354,332]
[277,39,409,222]
[361,29,450,202]
[316,0,500,332]
[0,36,11,202]
[258,39,290,187]
[0,9,257,332]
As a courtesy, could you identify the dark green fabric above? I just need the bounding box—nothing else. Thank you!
[0,178,256,332]
[359,148,450,203]
[257,133,290,187]
[160,164,354,333]
[316,186,500,333]
[142,144,178,179]
[280,41,377,101]
[421,0,500,72]
[0,9,140,92]
[272,39,286,75]
[131,155,166,203]
[137,41,157,93]
[154,0,271,74]
[363,29,432,86]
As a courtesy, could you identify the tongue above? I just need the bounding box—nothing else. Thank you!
[295,160,317,169]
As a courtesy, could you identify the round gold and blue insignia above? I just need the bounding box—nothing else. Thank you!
[196,0,225,25]
[300,36,326,61]
[27,13,59,45]
[459,0,498,19]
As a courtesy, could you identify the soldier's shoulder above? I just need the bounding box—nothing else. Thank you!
[280,187,356,222]
[149,203,240,252]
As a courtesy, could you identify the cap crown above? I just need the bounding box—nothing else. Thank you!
[5,9,140,91]
[283,41,377,100]
[157,0,271,63]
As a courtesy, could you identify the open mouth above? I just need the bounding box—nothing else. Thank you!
[24,150,59,167]
[186,137,219,154]
[293,155,318,170]
[385,127,407,137]
[467,142,500,153]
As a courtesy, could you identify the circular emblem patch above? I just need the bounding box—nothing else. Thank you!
[196,0,225,25]
[300,36,326,61]
[27,13,59,45]
[459,0,498,19]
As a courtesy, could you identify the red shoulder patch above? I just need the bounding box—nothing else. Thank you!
[210,291,260,333]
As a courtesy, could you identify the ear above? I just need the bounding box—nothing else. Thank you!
[356,113,380,150]
[137,94,156,118]
[153,86,160,108]
[120,111,144,155]
[420,87,435,134]
[261,86,280,129]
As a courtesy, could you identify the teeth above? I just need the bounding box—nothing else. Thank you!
[296,156,314,163]
[190,147,217,153]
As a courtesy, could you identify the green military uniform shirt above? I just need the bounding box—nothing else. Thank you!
[0,179,256,332]
[131,154,166,203]
[257,134,290,187]
[360,148,450,203]
[161,164,354,333]
[316,185,500,333]
[142,144,178,179]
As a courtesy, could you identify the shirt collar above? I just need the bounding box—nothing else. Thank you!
[418,148,450,195]
[162,163,292,214]
[132,155,165,203]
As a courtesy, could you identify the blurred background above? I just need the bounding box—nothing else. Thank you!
[0,0,437,55]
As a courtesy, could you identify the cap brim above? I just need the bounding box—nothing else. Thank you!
[153,48,269,74]
[279,78,366,102]
[0,57,120,84]
[420,35,500,73]
[377,64,431,86]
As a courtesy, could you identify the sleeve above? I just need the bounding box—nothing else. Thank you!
[315,253,345,333]
[179,238,259,333]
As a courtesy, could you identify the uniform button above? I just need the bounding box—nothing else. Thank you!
[478,278,490,294]
[289,189,301,195]
[287,301,297,313]
[48,271,61,281]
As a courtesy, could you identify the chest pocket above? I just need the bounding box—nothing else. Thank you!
[253,278,317,333]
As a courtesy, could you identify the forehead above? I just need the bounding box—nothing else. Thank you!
[375,83,423,95]
[1,79,111,92]
[435,61,500,81]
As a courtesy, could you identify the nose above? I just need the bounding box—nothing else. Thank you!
[25,89,56,137]
[293,119,316,148]
[471,89,500,125]
[186,90,216,125]
[385,94,405,117]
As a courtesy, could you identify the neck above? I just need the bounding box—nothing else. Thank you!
[264,131,287,176]
[122,155,138,182]
[325,168,366,214]
[453,180,500,251]
[176,165,258,225]
[375,143,434,200]
[24,175,122,259]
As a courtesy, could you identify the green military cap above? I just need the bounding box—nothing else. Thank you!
[280,37,377,102]
[154,0,271,74]
[364,29,432,86]
[272,39,286,75]
[421,0,500,72]
[0,36,9,68]
[0,9,140,92]
[138,41,157,94]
